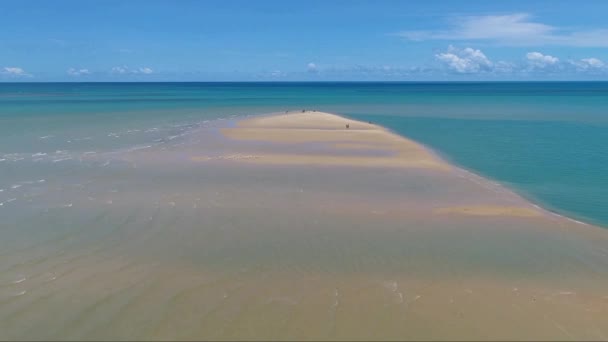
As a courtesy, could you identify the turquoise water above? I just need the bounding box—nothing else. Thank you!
[350,115,608,227]
[1,82,607,226]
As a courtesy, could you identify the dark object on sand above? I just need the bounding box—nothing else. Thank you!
[346,124,350,129]
[302,109,305,113]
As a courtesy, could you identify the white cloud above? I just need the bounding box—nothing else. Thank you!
[581,58,605,68]
[138,67,153,74]
[67,68,91,76]
[404,14,551,41]
[111,66,154,74]
[307,62,318,73]
[111,66,128,74]
[526,52,559,68]
[2,67,31,77]
[571,57,605,71]
[398,13,608,47]
[436,46,493,73]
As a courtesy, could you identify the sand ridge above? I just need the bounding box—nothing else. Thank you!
[215,111,451,170]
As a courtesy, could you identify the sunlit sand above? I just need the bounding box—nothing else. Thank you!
[216,111,450,170]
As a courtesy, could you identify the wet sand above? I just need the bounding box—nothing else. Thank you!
[1,111,608,340]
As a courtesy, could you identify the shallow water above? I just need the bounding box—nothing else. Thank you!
[1,83,608,339]
[348,115,608,227]
[1,82,607,226]
[1,114,608,339]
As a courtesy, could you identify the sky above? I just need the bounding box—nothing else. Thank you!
[2,0,608,81]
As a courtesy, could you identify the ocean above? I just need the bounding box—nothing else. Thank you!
[2,82,607,226]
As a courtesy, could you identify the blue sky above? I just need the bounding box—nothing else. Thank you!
[2,0,608,81]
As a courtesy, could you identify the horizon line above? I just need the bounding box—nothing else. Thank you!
[2,80,608,84]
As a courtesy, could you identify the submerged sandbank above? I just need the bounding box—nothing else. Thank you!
[2,111,608,340]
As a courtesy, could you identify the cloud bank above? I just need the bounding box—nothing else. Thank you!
[434,46,605,77]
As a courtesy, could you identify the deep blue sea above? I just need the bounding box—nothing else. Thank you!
[1,82,607,226]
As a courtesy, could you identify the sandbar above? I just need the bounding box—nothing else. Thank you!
[217,111,451,170]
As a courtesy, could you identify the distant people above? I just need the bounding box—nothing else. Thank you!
[302,109,305,113]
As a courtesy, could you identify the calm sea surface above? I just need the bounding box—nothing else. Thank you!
[2,82,606,226]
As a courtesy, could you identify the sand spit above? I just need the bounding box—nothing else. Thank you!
[216,111,450,171]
